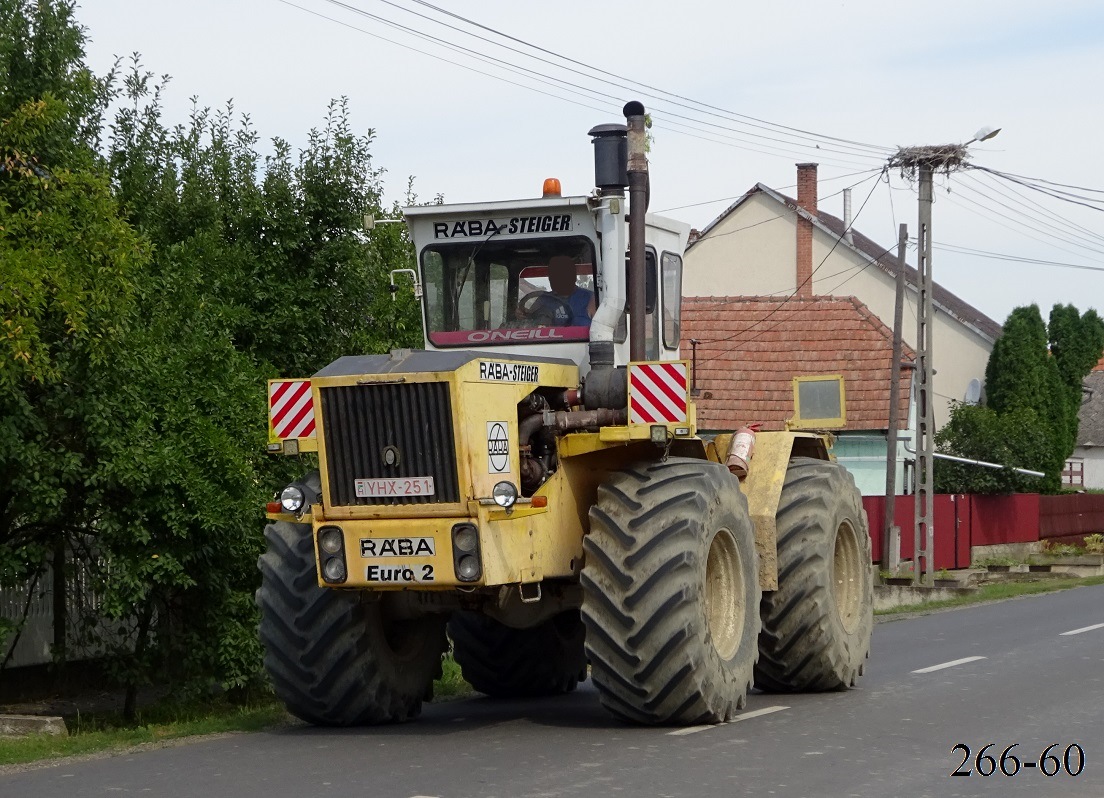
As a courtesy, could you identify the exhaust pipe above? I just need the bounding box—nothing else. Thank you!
[581,103,647,410]
[587,122,628,371]
[624,101,648,363]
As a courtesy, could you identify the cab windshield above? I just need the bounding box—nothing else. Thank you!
[421,236,597,347]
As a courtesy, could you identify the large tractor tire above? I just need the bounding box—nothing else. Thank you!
[257,521,448,725]
[581,458,761,725]
[755,457,873,692]
[448,610,588,698]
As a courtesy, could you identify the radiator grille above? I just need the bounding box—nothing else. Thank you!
[320,382,460,506]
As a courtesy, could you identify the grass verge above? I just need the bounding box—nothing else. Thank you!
[0,654,474,768]
[0,701,287,768]
[876,574,1104,617]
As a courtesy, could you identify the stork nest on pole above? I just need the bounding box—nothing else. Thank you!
[888,143,970,180]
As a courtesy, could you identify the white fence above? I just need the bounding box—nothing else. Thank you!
[1,559,111,669]
[0,571,55,668]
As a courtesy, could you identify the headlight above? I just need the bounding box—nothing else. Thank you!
[318,527,343,555]
[280,484,305,513]
[492,481,518,509]
[452,523,482,583]
[456,555,480,580]
[453,525,478,553]
[322,556,346,582]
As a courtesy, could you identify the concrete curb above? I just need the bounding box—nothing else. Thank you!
[874,584,976,613]
[0,714,66,737]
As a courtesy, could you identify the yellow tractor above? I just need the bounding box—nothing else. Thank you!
[257,102,873,726]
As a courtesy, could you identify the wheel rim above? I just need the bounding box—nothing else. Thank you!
[833,520,862,634]
[705,527,744,660]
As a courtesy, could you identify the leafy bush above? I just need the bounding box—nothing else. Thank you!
[936,303,1104,495]
[934,403,1056,494]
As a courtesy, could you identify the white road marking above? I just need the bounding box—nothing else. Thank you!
[667,705,789,736]
[1060,622,1104,636]
[912,655,986,674]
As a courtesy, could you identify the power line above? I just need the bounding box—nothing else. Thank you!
[965,165,1104,196]
[939,190,1104,263]
[276,1,614,118]
[308,0,635,110]
[951,175,1104,255]
[968,165,1104,213]
[399,0,894,155]
[290,0,890,166]
[929,242,1104,273]
[690,170,884,245]
[656,168,882,213]
[966,169,1104,247]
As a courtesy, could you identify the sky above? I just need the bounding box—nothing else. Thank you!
[73,0,1104,326]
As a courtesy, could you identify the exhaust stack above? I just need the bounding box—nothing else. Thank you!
[581,106,646,410]
[624,101,648,363]
[586,122,629,372]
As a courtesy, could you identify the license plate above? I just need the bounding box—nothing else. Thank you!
[355,476,435,498]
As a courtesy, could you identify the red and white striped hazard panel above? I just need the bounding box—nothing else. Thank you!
[269,380,316,439]
[629,363,689,424]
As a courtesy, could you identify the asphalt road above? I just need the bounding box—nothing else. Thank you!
[4,584,1103,798]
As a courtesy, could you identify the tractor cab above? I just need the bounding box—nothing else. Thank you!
[403,183,689,372]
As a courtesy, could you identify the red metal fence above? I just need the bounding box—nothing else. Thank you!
[1039,493,1104,538]
[863,495,968,570]
[862,492,1104,566]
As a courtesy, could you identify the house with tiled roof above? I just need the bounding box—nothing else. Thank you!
[682,296,914,495]
[1069,357,1104,489]
[684,163,1001,432]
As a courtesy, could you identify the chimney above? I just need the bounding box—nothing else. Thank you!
[795,163,818,297]
[842,187,854,245]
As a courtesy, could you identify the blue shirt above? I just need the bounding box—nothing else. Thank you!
[555,288,593,326]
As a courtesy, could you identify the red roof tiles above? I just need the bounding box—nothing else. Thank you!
[682,296,914,432]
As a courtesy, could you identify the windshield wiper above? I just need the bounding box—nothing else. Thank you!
[453,226,501,307]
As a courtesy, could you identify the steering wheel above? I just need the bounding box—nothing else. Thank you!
[518,291,574,325]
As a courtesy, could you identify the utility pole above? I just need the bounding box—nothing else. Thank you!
[888,128,1000,585]
[914,163,936,586]
[882,223,907,574]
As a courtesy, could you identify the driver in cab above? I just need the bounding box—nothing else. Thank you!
[523,255,596,326]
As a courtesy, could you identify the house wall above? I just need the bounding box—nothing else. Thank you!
[833,434,911,497]
[684,193,797,298]
[1074,447,1104,489]
[685,192,993,428]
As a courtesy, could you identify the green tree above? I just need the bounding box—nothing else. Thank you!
[3,1,424,709]
[985,305,1058,417]
[981,304,1067,490]
[0,0,113,164]
[100,64,423,709]
[1048,304,1104,456]
[940,303,1103,494]
[0,1,143,667]
[109,76,422,377]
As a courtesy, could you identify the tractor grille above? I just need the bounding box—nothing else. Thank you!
[320,382,460,506]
